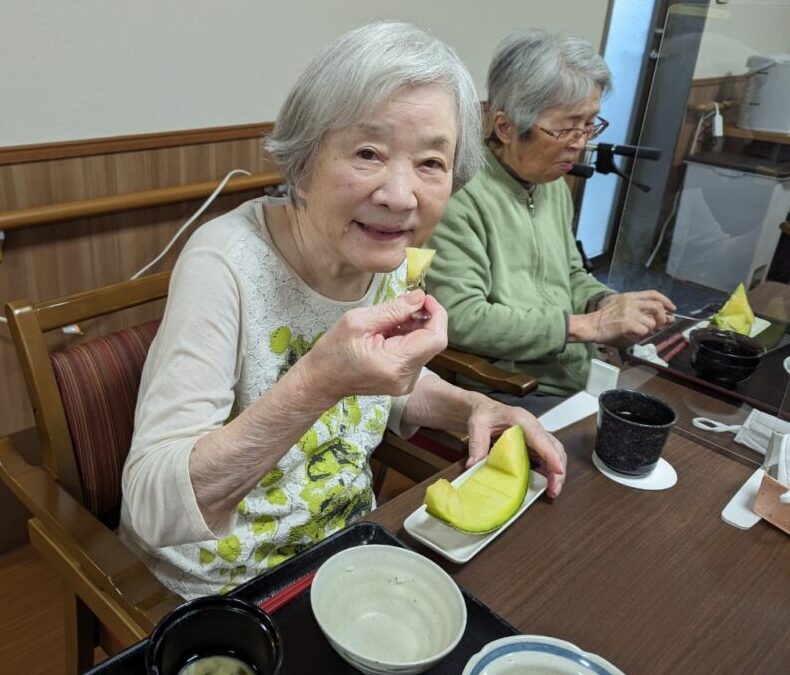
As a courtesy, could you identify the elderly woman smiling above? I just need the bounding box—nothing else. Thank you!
[426,30,675,415]
[120,22,566,599]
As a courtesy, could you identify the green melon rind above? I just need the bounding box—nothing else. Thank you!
[424,425,530,533]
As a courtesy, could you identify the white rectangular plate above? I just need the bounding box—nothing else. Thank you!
[403,464,547,564]
[682,316,770,340]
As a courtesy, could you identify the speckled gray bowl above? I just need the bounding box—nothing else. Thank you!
[595,389,677,476]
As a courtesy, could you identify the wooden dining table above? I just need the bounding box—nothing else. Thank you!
[365,371,790,674]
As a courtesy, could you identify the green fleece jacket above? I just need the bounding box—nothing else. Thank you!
[426,148,610,395]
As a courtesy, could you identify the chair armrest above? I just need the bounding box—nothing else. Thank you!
[372,431,451,484]
[429,347,538,397]
[0,436,183,635]
[414,428,469,452]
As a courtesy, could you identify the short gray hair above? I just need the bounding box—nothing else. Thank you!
[265,21,482,196]
[488,30,612,138]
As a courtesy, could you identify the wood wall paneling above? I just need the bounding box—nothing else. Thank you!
[0,132,279,442]
[0,123,273,166]
[0,127,284,553]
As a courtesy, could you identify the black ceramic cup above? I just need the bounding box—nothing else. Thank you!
[595,389,677,476]
[145,596,283,675]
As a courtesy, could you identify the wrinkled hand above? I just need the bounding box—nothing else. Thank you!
[591,291,675,346]
[465,397,567,498]
[303,290,448,400]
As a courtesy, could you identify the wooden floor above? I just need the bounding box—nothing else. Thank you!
[0,545,66,675]
[0,469,415,674]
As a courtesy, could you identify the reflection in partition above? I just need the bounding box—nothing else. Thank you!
[607,2,790,461]
[665,164,787,293]
[772,378,790,506]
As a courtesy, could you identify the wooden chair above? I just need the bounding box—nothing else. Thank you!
[0,272,450,673]
[429,348,538,398]
[0,272,180,674]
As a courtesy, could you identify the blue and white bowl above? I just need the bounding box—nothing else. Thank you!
[462,635,625,675]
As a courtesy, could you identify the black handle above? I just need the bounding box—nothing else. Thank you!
[568,163,595,178]
[606,144,662,161]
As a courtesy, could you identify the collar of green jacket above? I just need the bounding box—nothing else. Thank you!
[482,145,539,202]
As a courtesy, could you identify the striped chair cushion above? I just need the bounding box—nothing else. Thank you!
[51,319,160,525]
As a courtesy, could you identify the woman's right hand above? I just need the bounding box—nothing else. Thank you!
[300,290,448,400]
[569,290,675,346]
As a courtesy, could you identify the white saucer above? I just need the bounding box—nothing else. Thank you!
[592,452,677,490]
[784,355,790,375]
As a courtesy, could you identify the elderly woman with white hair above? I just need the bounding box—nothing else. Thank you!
[120,21,566,599]
[426,30,675,414]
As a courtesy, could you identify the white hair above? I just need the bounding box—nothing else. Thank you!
[265,21,482,197]
[488,30,612,138]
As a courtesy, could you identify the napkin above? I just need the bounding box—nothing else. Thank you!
[765,433,790,504]
[692,409,790,455]
[736,410,790,456]
[630,343,668,368]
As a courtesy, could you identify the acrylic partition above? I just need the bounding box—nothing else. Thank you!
[606,1,790,465]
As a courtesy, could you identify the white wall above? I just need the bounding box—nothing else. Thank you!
[1,0,610,146]
[693,0,790,78]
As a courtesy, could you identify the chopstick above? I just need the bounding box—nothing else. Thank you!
[258,570,317,614]
[655,332,685,354]
[653,330,688,363]
[662,338,688,362]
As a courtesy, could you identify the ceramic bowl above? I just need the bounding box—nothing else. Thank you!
[145,596,283,675]
[689,327,765,384]
[310,544,467,674]
[462,635,624,675]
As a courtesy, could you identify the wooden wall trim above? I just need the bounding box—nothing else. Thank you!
[691,75,747,87]
[0,171,284,231]
[0,100,498,167]
[0,122,274,166]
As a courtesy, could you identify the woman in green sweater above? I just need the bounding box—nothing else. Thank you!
[426,30,675,414]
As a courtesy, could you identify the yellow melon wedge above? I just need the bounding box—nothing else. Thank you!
[711,283,755,335]
[405,247,436,288]
[424,425,530,533]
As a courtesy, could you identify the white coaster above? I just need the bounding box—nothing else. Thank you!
[592,452,677,490]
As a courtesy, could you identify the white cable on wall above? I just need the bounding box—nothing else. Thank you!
[645,103,721,270]
[645,190,681,269]
[130,168,251,280]
[0,169,252,327]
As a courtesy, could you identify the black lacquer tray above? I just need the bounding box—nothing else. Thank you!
[628,316,790,417]
[85,522,518,674]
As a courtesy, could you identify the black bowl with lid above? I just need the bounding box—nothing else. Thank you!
[145,595,282,675]
[688,327,765,384]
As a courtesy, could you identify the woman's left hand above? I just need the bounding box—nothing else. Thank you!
[465,397,567,498]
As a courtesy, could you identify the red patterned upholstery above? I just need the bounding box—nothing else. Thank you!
[50,319,160,526]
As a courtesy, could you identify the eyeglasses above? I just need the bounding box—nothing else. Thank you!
[536,115,609,143]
